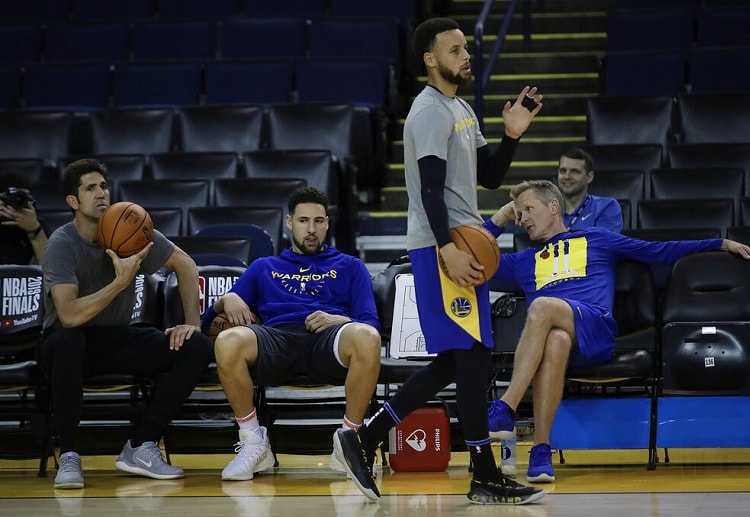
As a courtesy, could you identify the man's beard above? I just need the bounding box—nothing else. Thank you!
[292,234,323,255]
[438,63,472,86]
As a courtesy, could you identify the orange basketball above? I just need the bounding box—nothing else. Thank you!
[207,312,233,344]
[96,202,154,257]
[450,224,501,284]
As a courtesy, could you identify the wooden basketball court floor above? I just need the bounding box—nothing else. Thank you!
[1,444,748,516]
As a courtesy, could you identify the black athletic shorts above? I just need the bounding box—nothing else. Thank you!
[249,323,350,386]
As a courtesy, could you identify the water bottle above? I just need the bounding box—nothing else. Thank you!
[500,429,517,475]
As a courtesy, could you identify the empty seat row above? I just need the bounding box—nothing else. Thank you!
[0,0,417,24]
[602,46,750,96]
[586,94,750,150]
[0,17,403,65]
[606,6,750,53]
[0,58,394,110]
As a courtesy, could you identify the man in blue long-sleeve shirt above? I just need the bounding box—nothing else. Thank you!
[202,187,381,482]
[484,179,750,483]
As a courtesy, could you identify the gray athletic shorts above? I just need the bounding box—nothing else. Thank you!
[248,323,350,386]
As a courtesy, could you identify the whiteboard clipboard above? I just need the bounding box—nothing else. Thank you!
[389,273,435,359]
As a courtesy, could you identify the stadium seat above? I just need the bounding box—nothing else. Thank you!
[43,21,129,62]
[581,144,663,172]
[170,236,251,267]
[69,0,154,20]
[241,0,327,17]
[194,223,275,264]
[0,159,46,185]
[213,178,306,209]
[308,17,400,62]
[295,58,391,108]
[204,60,294,106]
[677,93,750,144]
[24,63,112,111]
[0,25,42,64]
[219,18,306,60]
[131,20,218,61]
[158,0,238,19]
[603,50,687,97]
[58,154,146,184]
[89,109,174,156]
[177,105,264,154]
[187,207,285,255]
[696,7,750,47]
[668,143,750,173]
[606,9,693,53]
[0,111,73,168]
[688,47,750,95]
[637,198,734,236]
[0,66,22,110]
[586,96,674,150]
[650,167,744,221]
[113,62,203,108]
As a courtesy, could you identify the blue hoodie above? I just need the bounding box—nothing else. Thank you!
[202,245,380,330]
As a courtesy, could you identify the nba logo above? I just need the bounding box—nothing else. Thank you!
[198,276,206,314]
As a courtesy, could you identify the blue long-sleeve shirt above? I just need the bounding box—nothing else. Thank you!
[484,224,722,312]
[201,245,380,331]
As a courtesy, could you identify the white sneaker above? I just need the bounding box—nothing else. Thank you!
[55,451,84,489]
[221,426,275,481]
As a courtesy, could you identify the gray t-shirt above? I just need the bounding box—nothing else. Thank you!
[42,222,174,329]
[403,86,487,250]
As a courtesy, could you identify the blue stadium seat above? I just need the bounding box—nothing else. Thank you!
[696,7,750,47]
[113,62,203,108]
[308,17,400,62]
[219,18,306,60]
[606,9,694,53]
[131,20,218,61]
[603,50,687,96]
[204,60,293,105]
[24,63,112,111]
[329,0,417,20]
[241,0,326,16]
[69,0,154,20]
[0,25,42,63]
[0,66,22,110]
[158,0,238,19]
[43,21,129,62]
[296,58,391,108]
[688,47,750,95]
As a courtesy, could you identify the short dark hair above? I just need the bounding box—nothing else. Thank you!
[560,147,594,172]
[62,158,108,198]
[412,17,461,59]
[288,186,328,215]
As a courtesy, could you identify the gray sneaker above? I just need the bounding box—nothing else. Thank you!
[55,451,84,489]
[114,440,184,480]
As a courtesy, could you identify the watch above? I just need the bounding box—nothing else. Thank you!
[27,225,43,239]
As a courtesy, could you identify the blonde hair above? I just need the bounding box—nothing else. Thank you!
[510,180,564,220]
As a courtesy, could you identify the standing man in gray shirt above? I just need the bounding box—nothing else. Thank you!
[40,158,213,489]
[334,17,545,506]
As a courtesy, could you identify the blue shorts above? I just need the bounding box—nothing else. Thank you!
[565,299,617,369]
[409,247,493,354]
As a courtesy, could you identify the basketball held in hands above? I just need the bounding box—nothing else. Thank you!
[448,224,501,284]
[96,202,153,257]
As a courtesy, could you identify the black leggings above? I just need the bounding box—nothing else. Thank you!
[384,342,492,443]
[39,326,213,444]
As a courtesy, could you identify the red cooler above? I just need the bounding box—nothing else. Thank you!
[388,406,451,472]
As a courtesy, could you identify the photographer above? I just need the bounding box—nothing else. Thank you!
[0,172,47,265]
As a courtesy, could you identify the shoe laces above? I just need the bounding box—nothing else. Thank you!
[529,443,552,464]
[233,440,266,464]
[59,453,81,474]
[139,441,168,465]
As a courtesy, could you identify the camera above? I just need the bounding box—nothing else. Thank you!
[0,187,36,210]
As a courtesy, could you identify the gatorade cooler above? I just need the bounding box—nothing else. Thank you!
[388,406,451,472]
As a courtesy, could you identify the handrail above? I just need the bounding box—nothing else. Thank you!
[473,0,530,130]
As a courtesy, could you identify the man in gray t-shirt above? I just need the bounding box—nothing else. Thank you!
[40,158,213,490]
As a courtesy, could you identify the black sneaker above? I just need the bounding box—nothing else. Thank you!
[333,428,379,501]
[467,473,546,505]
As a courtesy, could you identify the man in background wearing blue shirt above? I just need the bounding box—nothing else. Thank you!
[558,147,622,232]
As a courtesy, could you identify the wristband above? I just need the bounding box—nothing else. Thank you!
[27,225,42,239]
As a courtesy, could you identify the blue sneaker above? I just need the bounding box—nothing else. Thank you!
[488,399,515,440]
[527,443,555,483]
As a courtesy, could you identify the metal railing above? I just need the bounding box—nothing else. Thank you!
[473,0,532,129]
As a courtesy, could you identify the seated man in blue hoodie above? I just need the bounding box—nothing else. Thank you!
[202,186,381,481]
